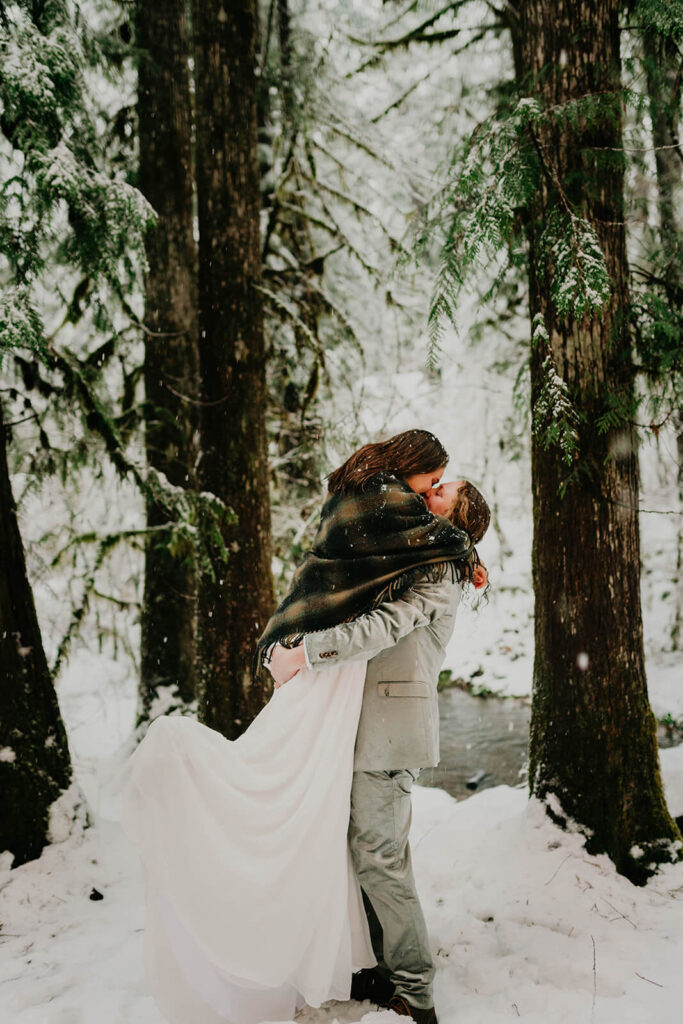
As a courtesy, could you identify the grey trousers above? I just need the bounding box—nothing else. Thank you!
[348,769,434,1009]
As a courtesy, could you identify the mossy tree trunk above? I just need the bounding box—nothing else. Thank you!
[513,0,681,882]
[192,0,275,737]
[0,403,72,865]
[642,25,683,652]
[642,28,682,261]
[136,0,200,721]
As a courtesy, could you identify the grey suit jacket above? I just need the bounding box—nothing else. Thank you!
[304,578,461,771]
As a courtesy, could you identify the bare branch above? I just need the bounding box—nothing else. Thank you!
[347,1,470,52]
[301,172,409,256]
[256,284,327,366]
[369,30,492,121]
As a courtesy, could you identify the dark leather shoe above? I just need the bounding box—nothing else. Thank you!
[350,967,395,1006]
[388,994,438,1023]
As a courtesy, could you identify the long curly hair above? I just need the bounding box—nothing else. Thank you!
[447,481,490,544]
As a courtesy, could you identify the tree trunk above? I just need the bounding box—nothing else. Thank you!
[136,0,199,720]
[277,0,293,117]
[642,26,683,652]
[192,0,275,737]
[0,403,72,865]
[514,0,681,882]
[642,29,682,254]
[676,423,683,651]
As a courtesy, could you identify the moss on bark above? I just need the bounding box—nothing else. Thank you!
[515,0,682,882]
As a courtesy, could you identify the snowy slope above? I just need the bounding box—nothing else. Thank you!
[3,2,682,1023]
[2,749,682,1024]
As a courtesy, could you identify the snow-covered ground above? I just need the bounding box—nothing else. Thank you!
[8,164,682,1024]
[2,614,683,1024]
[7,283,681,1024]
[4,4,682,1022]
[2,743,683,1024]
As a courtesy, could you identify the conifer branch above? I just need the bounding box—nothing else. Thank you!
[311,193,384,282]
[256,285,327,366]
[304,279,365,356]
[274,200,339,237]
[311,141,410,215]
[320,115,409,179]
[301,173,408,256]
[347,2,474,53]
[370,59,451,123]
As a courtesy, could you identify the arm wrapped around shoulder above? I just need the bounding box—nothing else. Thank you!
[304,576,461,669]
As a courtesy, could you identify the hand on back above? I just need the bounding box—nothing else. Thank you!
[266,643,306,687]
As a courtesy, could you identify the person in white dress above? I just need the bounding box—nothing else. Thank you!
[121,430,488,1024]
[267,477,489,1024]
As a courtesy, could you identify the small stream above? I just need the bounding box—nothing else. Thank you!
[419,686,683,802]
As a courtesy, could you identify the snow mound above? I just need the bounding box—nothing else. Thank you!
[2,781,683,1024]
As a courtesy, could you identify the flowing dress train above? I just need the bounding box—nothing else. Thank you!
[120,659,376,1024]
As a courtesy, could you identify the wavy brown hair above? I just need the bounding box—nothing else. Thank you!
[447,481,490,543]
[327,429,449,494]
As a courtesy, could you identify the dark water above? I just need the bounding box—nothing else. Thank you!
[419,688,530,801]
[419,687,683,802]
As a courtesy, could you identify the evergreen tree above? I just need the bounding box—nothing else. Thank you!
[0,0,150,863]
[136,0,200,722]
[193,0,275,737]
[515,0,679,884]
[0,398,73,865]
[637,0,683,650]
[419,0,682,880]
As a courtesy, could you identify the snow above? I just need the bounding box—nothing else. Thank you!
[4,378,681,1016]
[2,1,682,1021]
[2,747,683,1024]
[9,257,681,1024]
[2,635,682,1024]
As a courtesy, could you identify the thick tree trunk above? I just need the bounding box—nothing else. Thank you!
[193,0,275,737]
[136,0,199,719]
[676,423,683,651]
[642,30,682,254]
[514,0,681,882]
[269,0,325,492]
[0,403,72,865]
[642,27,683,651]
[277,0,293,117]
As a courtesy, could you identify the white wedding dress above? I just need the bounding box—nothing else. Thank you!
[120,660,376,1024]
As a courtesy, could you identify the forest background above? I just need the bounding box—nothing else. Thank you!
[1,0,683,948]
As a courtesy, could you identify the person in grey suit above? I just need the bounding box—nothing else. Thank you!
[268,478,490,1024]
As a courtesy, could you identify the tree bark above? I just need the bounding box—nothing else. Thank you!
[277,0,293,117]
[136,0,200,720]
[0,403,72,865]
[642,26,683,652]
[192,0,275,737]
[642,29,682,255]
[514,0,681,882]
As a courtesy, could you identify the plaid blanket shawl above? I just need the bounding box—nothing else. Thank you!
[256,472,473,668]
